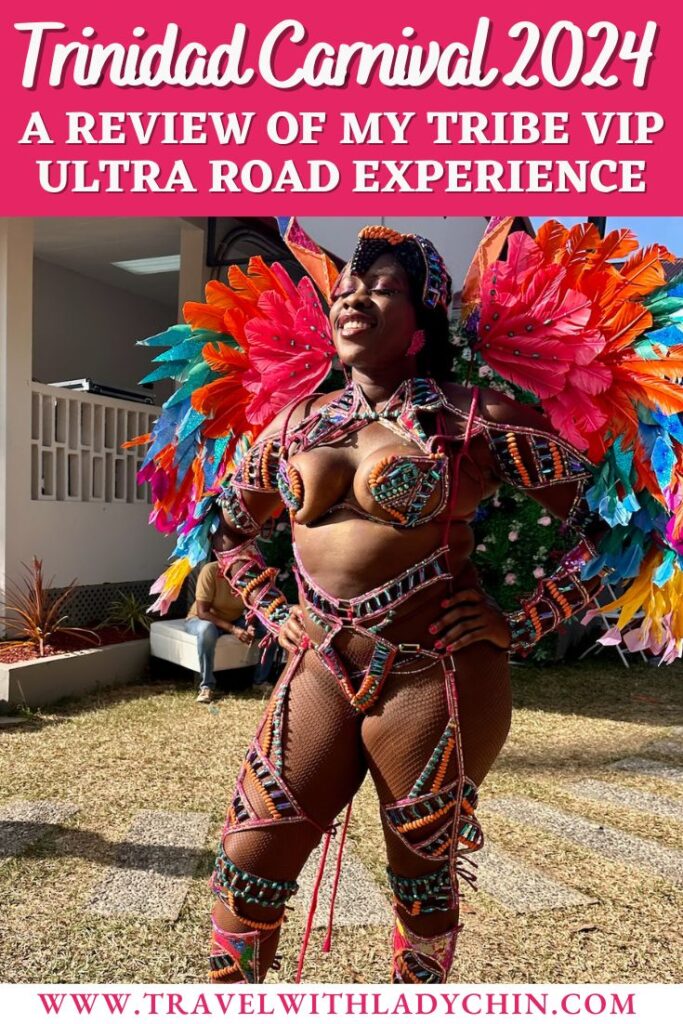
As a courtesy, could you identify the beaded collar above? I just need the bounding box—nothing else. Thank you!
[288,377,449,454]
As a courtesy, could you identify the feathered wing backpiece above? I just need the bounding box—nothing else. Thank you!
[463,218,683,661]
[125,254,335,613]
[276,216,340,304]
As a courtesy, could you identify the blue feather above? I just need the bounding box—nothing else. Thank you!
[651,434,675,490]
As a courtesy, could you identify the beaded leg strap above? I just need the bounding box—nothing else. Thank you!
[505,537,608,653]
[211,848,298,912]
[387,863,454,917]
[383,720,460,861]
[215,540,291,639]
[221,657,328,839]
[392,916,459,984]
[384,772,482,864]
[209,853,295,984]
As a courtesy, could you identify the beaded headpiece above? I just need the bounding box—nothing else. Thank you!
[349,226,452,312]
[277,218,452,312]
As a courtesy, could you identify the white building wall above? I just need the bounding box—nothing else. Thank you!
[1,222,174,595]
[32,258,176,399]
[0,220,34,599]
[14,500,171,587]
[25,384,172,587]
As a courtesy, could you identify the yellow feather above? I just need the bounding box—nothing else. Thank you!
[599,549,661,628]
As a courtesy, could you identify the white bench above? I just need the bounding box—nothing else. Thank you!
[150,619,259,674]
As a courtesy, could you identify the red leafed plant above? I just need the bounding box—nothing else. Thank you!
[0,558,99,657]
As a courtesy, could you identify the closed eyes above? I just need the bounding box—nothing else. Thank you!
[333,284,405,300]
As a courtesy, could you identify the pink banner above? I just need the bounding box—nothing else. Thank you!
[1,0,681,214]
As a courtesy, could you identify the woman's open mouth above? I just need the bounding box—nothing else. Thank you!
[337,313,376,338]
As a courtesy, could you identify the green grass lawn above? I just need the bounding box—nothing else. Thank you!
[1,659,682,984]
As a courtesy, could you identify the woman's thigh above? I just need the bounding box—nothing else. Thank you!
[361,642,512,875]
[224,647,367,879]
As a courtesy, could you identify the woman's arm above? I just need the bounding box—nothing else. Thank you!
[212,397,322,646]
[431,389,608,654]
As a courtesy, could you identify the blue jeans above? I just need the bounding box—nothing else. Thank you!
[184,615,274,689]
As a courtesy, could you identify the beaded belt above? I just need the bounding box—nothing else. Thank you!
[293,545,452,713]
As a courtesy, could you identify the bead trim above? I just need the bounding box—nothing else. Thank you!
[211,849,298,909]
[387,864,453,916]
[506,537,605,653]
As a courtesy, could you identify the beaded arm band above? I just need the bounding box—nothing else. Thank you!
[217,480,261,535]
[215,539,292,640]
[505,538,609,653]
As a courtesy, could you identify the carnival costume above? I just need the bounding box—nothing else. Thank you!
[128,217,683,983]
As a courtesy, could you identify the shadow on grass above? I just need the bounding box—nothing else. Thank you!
[0,819,218,878]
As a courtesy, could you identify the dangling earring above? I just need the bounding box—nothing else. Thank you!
[406,330,425,357]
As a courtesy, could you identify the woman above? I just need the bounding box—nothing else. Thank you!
[207,226,604,984]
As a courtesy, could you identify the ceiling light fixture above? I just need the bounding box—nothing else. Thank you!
[113,255,181,275]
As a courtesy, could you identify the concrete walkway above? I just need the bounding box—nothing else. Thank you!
[2,745,682,925]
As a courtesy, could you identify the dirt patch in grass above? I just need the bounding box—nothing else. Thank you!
[1,662,682,984]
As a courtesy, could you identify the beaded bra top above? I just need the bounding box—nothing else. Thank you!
[231,377,594,531]
[234,378,460,529]
[282,377,462,528]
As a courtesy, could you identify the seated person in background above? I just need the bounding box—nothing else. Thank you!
[185,560,274,703]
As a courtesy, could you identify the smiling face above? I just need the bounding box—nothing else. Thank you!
[329,256,419,371]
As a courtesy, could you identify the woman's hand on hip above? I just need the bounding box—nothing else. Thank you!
[429,589,511,653]
[278,605,306,653]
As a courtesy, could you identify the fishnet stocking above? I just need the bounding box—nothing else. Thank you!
[363,641,511,938]
[212,640,511,979]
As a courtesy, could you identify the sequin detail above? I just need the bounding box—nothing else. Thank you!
[368,454,447,526]
[488,428,592,490]
[234,438,282,492]
[211,851,298,910]
[218,481,260,534]
[387,864,453,916]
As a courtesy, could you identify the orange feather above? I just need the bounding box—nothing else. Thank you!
[618,244,675,297]
[202,341,249,374]
[534,219,568,262]
[226,265,261,301]
[121,433,150,449]
[563,222,602,267]
[599,302,653,353]
[182,301,227,333]
[624,354,683,379]
[618,372,683,415]
[243,256,290,298]
[593,228,639,267]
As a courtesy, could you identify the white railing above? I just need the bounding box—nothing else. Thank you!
[31,383,160,503]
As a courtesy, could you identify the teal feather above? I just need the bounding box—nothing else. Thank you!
[136,324,190,348]
[140,362,187,384]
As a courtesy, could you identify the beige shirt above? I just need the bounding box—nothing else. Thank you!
[187,562,245,622]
